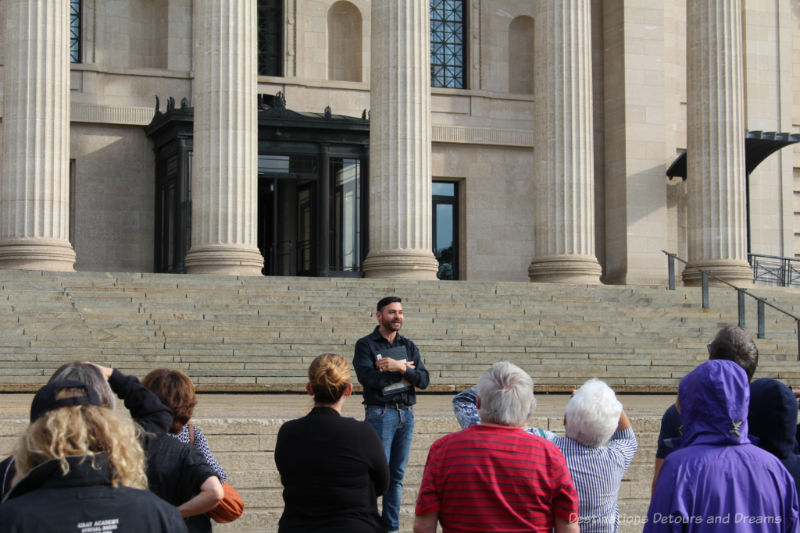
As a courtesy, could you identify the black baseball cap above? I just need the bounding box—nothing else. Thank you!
[30,380,103,422]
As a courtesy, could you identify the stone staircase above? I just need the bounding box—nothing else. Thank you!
[0,270,798,392]
[1,270,798,531]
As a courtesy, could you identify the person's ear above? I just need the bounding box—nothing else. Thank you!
[563,414,567,428]
[305,382,314,397]
[476,397,481,409]
[345,382,353,397]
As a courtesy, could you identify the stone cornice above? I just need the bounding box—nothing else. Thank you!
[2,103,535,147]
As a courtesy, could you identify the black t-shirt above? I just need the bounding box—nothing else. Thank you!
[656,403,682,459]
[144,434,218,533]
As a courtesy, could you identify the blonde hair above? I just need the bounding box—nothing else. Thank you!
[13,404,147,490]
[308,353,350,404]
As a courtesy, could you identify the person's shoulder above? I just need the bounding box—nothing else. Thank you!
[277,416,304,436]
[431,425,475,448]
[662,403,680,421]
[742,442,794,472]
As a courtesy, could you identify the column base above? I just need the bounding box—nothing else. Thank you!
[0,238,76,271]
[528,254,603,284]
[362,249,439,280]
[682,259,753,287]
[185,244,264,276]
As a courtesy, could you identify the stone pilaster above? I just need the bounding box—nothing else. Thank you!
[185,0,264,275]
[362,0,439,279]
[0,0,76,271]
[529,0,601,284]
[683,0,752,286]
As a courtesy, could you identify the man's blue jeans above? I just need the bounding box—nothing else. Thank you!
[365,404,414,531]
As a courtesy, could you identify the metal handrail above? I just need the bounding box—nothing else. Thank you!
[748,253,800,287]
[662,250,800,359]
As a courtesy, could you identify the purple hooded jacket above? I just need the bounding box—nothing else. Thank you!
[645,359,799,532]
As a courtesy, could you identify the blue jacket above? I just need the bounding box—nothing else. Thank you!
[646,360,799,532]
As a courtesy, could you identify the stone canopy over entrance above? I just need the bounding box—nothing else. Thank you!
[145,94,369,277]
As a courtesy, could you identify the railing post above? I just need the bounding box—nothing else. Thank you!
[668,254,675,290]
[784,258,791,288]
[701,271,709,309]
[797,320,800,361]
[757,300,765,339]
[737,290,745,329]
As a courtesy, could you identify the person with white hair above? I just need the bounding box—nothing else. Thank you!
[453,377,637,532]
[415,362,579,533]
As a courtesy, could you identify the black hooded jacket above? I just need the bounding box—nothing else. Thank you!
[0,455,187,532]
[748,377,800,502]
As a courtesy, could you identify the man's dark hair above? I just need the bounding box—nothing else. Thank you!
[708,325,759,381]
[377,296,402,312]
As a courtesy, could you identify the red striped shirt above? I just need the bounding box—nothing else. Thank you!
[416,424,578,532]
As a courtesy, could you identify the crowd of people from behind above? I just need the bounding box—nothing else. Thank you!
[0,363,229,532]
[1,295,800,532]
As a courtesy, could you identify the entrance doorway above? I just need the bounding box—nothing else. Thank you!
[257,155,316,276]
[258,177,315,276]
[146,95,370,276]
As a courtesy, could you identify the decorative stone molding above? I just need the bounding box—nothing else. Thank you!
[71,103,155,126]
[362,250,439,279]
[183,245,265,276]
[432,125,533,147]
[528,254,603,284]
[681,259,753,287]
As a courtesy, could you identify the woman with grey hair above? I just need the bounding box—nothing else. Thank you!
[454,376,637,532]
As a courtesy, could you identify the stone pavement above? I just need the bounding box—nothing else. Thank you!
[0,391,674,533]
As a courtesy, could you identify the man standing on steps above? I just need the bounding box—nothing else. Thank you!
[354,296,430,533]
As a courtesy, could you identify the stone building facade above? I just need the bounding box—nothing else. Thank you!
[0,0,798,285]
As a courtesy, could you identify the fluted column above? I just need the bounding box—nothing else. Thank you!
[682,0,752,285]
[362,0,439,279]
[529,0,601,284]
[0,0,76,271]
[185,0,264,275]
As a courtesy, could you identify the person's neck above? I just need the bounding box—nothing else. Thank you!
[480,421,524,429]
[379,326,397,343]
[315,395,347,414]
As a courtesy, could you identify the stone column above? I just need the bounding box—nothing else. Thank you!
[529,0,601,284]
[682,0,752,285]
[185,0,264,275]
[0,0,76,271]
[362,0,439,279]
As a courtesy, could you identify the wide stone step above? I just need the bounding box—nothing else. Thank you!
[0,271,798,392]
